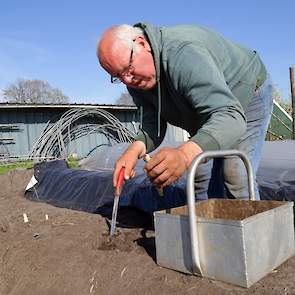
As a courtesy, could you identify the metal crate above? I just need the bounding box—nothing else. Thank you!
[154,150,295,288]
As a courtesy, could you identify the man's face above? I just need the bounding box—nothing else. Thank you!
[99,36,157,90]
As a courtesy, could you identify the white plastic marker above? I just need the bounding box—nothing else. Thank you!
[143,154,164,197]
[23,213,29,223]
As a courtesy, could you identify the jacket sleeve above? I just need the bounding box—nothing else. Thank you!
[127,87,167,153]
[167,43,247,150]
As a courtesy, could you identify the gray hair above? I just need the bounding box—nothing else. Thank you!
[113,25,144,50]
[98,24,144,56]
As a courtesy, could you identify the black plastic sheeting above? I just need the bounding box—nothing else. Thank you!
[25,141,295,214]
[257,140,295,202]
[25,160,193,214]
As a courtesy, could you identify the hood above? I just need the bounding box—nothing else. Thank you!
[134,22,163,137]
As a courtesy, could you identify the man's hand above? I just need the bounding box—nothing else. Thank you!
[113,141,146,187]
[144,141,203,188]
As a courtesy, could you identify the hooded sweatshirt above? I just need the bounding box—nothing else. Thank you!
[128,23,267,153]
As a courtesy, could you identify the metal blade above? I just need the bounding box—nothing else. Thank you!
[110,196,119,236]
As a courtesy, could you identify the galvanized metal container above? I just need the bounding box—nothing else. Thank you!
[154,150,295,288]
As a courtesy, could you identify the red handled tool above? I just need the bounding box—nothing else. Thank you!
[110,166,125,236]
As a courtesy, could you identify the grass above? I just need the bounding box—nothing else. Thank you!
[0,161,34,175]
[0,159,81,175]
[67,159,81,169]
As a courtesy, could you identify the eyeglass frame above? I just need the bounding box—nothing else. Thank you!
[111,40,135,84]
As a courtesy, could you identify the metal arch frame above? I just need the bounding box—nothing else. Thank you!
[30,108,136,159]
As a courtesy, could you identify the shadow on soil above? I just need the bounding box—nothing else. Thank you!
[97,206,157,261]
[135,229,157,263]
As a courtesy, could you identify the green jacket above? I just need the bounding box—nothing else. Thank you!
[128,23,267,152]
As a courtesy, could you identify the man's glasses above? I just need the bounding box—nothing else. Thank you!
[111,40,135,84]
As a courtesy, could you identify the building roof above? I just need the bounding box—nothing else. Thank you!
[0,102,137,111]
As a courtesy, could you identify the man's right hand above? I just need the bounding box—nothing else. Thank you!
[113,141,146,187]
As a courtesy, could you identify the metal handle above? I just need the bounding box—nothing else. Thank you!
[186,149,255,275]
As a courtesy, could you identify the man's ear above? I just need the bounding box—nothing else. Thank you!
[135,35,151,52]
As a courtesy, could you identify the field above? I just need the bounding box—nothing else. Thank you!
[0,169,295,295]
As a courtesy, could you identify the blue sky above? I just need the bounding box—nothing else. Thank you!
[0,0,294,104]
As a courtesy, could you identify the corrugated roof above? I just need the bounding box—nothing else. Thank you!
[0,102,137,110]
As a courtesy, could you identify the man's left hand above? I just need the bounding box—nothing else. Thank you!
[144,142,203,188]
[144,147,187,188]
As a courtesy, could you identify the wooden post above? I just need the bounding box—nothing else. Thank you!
[290,66,295,139]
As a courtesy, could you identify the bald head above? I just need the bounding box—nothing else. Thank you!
[97,25,156,90]
[97,25,144,74]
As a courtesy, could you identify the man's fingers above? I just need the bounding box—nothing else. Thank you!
[124,165,133,180]
[130,170,136,179]
[144,151,166,172]
[114,159,137,186]
[160,176,175,188]
[113,162,127,186]
[143,147,188,189]
[113,141,145,187]
[145,160,167,178]
[151,169,171,187]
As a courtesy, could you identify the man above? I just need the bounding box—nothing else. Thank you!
[97,23,274,200]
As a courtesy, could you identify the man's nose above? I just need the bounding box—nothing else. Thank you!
[121,75,134,84]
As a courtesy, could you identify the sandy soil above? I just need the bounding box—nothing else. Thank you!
[0,169,295,295]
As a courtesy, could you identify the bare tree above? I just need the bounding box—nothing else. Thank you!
[3,79,69,104]
[115,92,135,105]
[278,99,292,116]
[273,87,292,116]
